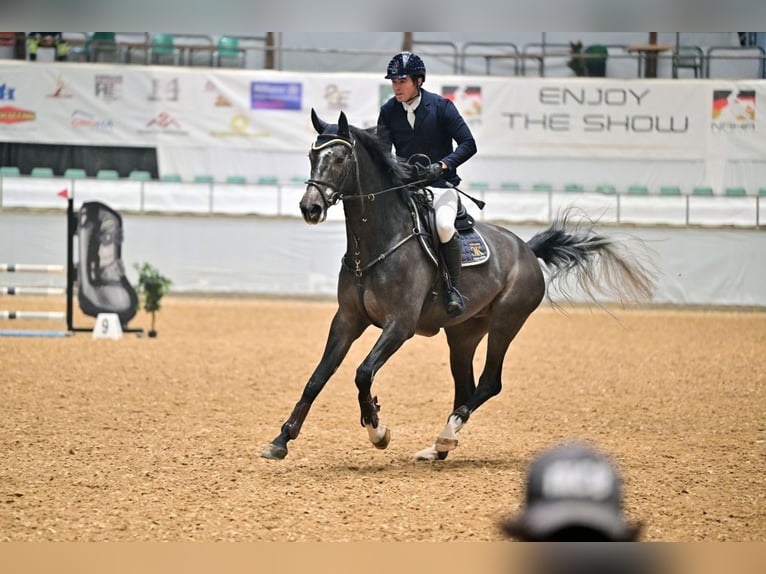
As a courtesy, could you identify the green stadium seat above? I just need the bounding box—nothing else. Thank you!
[692,186,714,196]
[724,187,747,196]
[31,167,54,177]
[290,176,307,184]
[128,170,152,181]
[595,185,617,194]
[161,173,183,182]
[64,168,87,179]
[194,175,215,184]
[214,36,246,68]
[627,185,649,195]
[659,186,682,195]
[758,188,766,196]
[564,184,585,192]
[532,183,553,192]
[226,175,247,184]
[469,182,489,191]
[0,166,21,176]
[96,169,120,179]
[257,176,278,184]
[500,182,521,191]
[149,33,180,65]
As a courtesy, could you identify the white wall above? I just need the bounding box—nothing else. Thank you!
[1,211,764,307]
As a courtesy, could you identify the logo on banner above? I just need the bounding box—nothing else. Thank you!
[47,74,73,98]
[209,114,269,138]
[0,106,36,124]
[71,110,114,130]
[442,85,482,125]
[324,84,350,110]
[205,81,231,106]
[0,83,17,100]
[138,112,188,135]
[95,75,123,101]
[711,90,755,134]
[251,81,302,110]
[149,78,179,102]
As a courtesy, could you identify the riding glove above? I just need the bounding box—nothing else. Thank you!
[422,162,444,184]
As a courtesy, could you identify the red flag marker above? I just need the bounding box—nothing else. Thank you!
[57,189,69,199]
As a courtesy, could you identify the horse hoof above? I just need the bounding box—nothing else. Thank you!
[414,445,440,461]
[437,450,449,460]
[260,443,288,460]
[372,426,391,450]
[435,436,459,452]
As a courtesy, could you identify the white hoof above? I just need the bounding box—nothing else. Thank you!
[414,444,440,461]
[366,423,391,449]
[434,414,463,452]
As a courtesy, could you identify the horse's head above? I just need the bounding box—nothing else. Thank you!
[300,109,356,224]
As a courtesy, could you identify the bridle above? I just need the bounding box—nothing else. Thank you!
[305,133,429,278]
[305,136,357,210]
[305,135,422,208]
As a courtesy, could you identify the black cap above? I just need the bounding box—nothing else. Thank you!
[501,441,641,541]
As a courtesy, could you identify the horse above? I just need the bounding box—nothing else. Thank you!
[260,110,655,461]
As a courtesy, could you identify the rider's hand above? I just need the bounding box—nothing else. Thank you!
[423,162,444,184]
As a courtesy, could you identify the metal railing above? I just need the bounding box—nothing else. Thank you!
[22,34,766,79]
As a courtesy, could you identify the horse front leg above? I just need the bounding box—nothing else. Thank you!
[261,310,368,460]
[355,320,416,451]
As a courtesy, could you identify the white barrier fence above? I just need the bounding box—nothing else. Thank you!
[2,209,764,307]
[1,175,764,228]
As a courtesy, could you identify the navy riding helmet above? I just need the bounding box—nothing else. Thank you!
[385,52,426,82]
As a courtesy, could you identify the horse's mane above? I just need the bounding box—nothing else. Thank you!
[349,125,414,185]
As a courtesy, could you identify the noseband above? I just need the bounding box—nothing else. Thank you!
[306,136,357,209]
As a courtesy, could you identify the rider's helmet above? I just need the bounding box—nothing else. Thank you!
[384,52,426,83]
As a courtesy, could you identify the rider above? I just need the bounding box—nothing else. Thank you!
[376,52,477,317]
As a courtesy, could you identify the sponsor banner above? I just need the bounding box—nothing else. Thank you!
[480,80,702,159]
[0,62,763,163]
[479,79,766,160]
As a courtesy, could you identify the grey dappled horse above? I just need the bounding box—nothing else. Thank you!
[261,110,654,461]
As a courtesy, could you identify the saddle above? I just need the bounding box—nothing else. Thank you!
[407,188,490,268]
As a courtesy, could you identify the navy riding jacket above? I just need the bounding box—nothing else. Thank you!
[376,88,477,187]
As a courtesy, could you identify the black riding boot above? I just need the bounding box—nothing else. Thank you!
[441,233,465,316]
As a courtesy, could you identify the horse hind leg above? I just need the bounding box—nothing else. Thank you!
[417,308,533,461]
[415,320,487,461]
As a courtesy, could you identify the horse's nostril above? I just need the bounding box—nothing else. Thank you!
[300,201,323,223]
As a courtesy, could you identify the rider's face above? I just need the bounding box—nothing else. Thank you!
[391,77,420,103]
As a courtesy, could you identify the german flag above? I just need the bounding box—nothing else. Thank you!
[712,90,755,121]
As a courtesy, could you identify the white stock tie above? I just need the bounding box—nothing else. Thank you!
[405,104,416,129]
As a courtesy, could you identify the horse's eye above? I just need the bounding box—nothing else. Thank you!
[334,156,345,165]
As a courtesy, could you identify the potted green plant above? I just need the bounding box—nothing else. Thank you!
[134,262,172,338]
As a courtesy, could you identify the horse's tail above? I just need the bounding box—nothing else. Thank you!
[527,209,656,305]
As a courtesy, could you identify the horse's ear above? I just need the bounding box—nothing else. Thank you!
[311,108,328,134]
[337,111,350,139]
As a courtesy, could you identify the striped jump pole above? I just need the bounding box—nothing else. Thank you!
[0,264,66,274]
[0,287,67,296]
[0,198,76,337]
[0,310,67,321]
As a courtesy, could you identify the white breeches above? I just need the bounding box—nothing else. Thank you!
[432,187,459,243]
